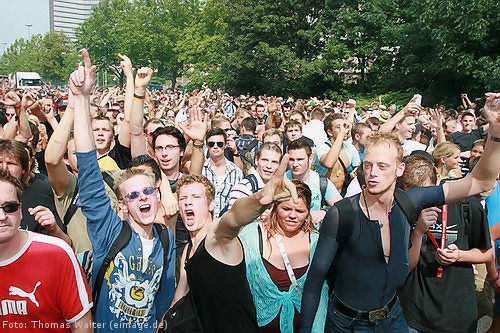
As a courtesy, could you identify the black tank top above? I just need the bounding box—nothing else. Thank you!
[186,238,259,333]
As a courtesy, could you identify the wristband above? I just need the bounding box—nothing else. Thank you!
[133,97,145,103]
[14,102,22,109]
[192,141,204,148]
[489,136,500,143]
[133,93,145,99]
[487,270,500,283]
[233,152,240,157]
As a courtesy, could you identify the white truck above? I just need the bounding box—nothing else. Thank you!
[14,72,43,89]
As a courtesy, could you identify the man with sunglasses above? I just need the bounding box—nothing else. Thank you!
[202,128,243,218]
[70,50,175,332]
[0,169,93,332]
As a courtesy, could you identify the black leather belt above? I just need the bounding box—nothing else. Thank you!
[334,295,398,322]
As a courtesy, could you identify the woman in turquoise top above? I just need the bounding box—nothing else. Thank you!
[239,180,328,333]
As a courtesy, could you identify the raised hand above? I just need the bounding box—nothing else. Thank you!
[135,67,153,89]
[403,96,423,115]
[258,154,298,206]
[484,93,500,136]
[178,107,209,142]
[118,54,134,78]
[268,97,278,114]
[21,90,38,110]
[0,91,21,106]
[69,49,97,96]
[428,108,443,129]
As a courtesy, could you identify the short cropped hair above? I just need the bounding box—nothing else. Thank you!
[177,174,215,202]
[364,133,403,163]
[400,155,437,189]
[256,142,283,161]
[323,113,344,134]
[262,129,284,143]
[351,122,371,141]
[310,107,325,120]
[284,120,302,132]
[206,127,227,143]
[241,117,257,132]
[113,168,156,200]
[287,137,312,157]
[130,155,162,183]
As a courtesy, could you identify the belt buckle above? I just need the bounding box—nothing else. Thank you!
[368,307,388,322]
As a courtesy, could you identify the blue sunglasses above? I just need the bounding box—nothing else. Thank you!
[124,186,156,202]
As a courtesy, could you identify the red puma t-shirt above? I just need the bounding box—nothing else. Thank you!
[0,231,92,332]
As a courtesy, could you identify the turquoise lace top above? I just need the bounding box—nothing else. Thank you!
[239,222,328,333]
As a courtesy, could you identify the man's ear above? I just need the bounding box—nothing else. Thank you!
[396,162,405,178]
[118,200,128,213]
[209,200,215,213]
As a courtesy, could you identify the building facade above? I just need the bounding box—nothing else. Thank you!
[49,0,103,41]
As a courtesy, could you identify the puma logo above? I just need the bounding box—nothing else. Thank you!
[9,281,41,307]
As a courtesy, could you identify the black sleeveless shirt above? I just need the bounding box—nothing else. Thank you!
[186,238,259,333]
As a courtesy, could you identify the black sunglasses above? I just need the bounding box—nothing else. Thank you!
[207,141,224,148]
[0,202,21,214]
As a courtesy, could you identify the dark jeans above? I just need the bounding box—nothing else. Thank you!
[325,298,409,333]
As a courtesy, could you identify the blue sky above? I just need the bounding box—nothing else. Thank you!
[0,0,50,54]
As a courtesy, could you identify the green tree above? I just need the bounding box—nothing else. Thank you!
[0,36,43,75]
[383,0,499,103]
[221,0,333,96]
[39,31,78,84]
[176,0,227,89]
[76,0,137,82]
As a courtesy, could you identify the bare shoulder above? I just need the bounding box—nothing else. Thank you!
[205,219,244,266]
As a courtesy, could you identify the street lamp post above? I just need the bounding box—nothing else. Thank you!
[25,24,33,39]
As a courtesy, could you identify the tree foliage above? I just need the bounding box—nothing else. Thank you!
[0,32,77,85]
[2,0,498,102]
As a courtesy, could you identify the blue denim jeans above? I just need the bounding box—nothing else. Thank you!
[325,298,409,333]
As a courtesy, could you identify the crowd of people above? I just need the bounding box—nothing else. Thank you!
[0,49,499,333]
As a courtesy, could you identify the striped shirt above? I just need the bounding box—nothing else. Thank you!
[202,158,243,218]
[227,171,265,210]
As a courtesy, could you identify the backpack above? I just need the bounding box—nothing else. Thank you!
[89,222,171,314]
[238,139,259,175]
[327,190,418,289]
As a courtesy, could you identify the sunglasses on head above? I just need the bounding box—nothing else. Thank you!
[123,186,156,202]
[0,202,21,214]
[207,141,224,148]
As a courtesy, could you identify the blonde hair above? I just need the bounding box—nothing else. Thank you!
[113,168,156,199]
[432,142,460,165]
[364,132,403,163]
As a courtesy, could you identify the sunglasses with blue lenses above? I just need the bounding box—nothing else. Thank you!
[123,187,156,202]
[0,202,21,214]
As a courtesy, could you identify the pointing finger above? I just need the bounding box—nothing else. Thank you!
[81,49,92,70]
